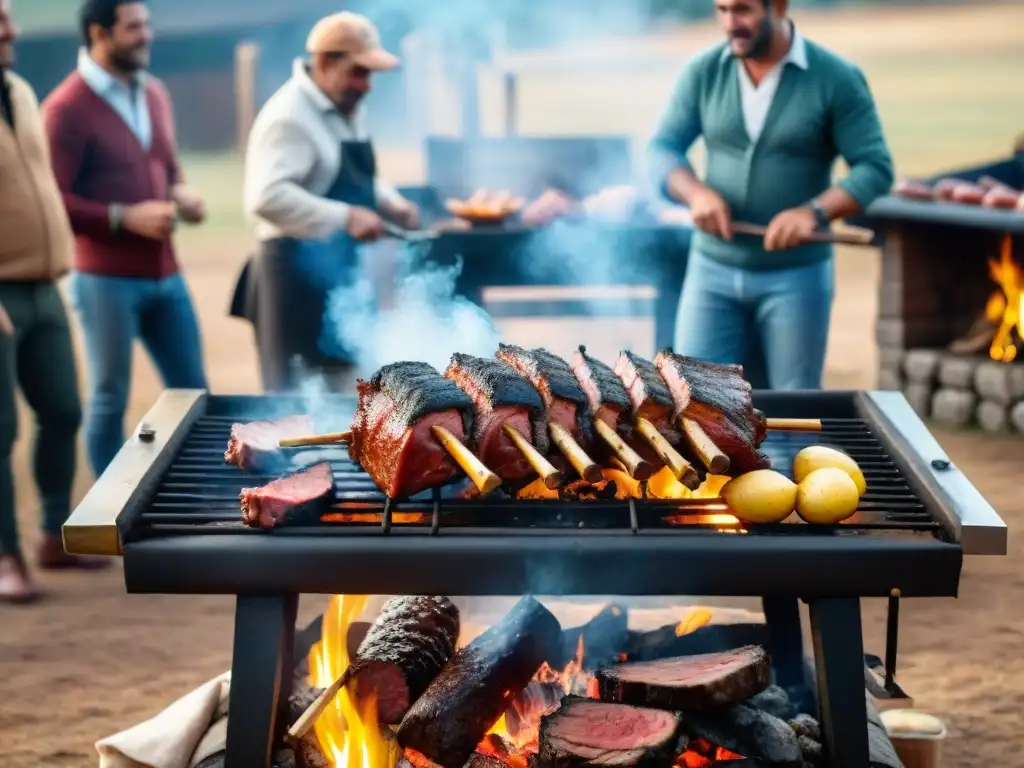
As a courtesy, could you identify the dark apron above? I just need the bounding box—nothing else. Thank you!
[230,140,378,392]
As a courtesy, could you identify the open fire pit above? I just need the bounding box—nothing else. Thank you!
[63,388,1006,768]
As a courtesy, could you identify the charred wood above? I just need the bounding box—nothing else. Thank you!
[682,702,803,767]
[623,622,769,662]
[557,603,629,669]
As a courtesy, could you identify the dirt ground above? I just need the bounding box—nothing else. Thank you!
[3,3,1024,766]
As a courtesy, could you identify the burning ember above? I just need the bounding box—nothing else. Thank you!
[674,737,746,766]
[985,234,1023,363]
[516,467,731,503]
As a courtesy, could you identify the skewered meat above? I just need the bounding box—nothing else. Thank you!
[397,596,563,768]
[612,351,681,445]
[239,462,334,529]
[951,183,985,205]
[570,345,633,438]
[595,646,771,711]
[654,351,771,473]
[893,179,934,202]
[496,344,594,445]
[444,353,549,481]
[536,696,684,767]
[521,188,577,227]
[225,414,314,473]
[349,596,461,724]
[349,362,475,499]
[932,178,959,201]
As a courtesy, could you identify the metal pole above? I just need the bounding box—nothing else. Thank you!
[504,70,518,136]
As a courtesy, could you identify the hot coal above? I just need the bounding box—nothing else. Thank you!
[787,714,820,744]
[596,646,771,712]
[624,622,769,662]
[654,351,770,473]
[239,462,335,529]
[349,361,475,499]
[748,686,794,721]
[571,345,633,439]
[225,414,315,473]
[397,596,563,768]
[445,353,549,481]
[496,344,594,445]
[682,703,802,767]
[348,596,461,724]
[536,695,684,767]
[613,351,681,445]
[797,735,824,766]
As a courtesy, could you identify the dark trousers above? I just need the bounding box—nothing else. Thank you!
[0,282,82,555]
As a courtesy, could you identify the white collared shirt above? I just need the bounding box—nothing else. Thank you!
[243,58,403,242]
[734,24,808,143]
[76,48,152,149]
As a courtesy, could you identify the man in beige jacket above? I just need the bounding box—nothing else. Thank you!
[0,0,106,604]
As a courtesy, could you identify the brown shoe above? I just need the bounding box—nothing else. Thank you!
[36,533,112,571]
[0,554,41,604]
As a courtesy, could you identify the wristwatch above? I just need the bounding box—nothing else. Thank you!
[108,203,124,234]
[809,202,830,231]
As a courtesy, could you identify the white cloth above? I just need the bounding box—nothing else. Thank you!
[735,22,809,143]
[76,48,152,149]
[96,672,231,768]
[243,57,404,242]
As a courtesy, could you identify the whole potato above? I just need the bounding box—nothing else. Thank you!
[792,445,866,497]
[796,467,860,524]
[720,470,798,524]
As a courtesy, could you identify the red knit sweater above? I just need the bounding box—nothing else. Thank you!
[41,72,182,278]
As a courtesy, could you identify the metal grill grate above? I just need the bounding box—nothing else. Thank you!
[136,414,945,540]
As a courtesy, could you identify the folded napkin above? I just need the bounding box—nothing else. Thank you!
[96,672,231,768]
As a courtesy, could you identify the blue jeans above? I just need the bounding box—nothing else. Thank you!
[70,272,208,476]
[673,249,834,390]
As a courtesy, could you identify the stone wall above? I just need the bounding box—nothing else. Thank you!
[901,349,1024,433]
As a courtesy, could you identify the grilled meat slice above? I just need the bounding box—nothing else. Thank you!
[349,596,460,724]
[397,596,563,768]
[570,345,632,438]
[495,343,593,445]
[349,361,475,499]
[239,462,334,529]
[536,696,684,767]
[595,646,771,712]
[225,414,314,473]
[613,351,681,444]
[444,353,549,482]
[654,351,770,472]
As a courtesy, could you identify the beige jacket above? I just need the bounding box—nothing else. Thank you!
[0,71,74,281]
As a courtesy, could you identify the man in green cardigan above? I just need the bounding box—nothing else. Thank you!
[649,0,894,389]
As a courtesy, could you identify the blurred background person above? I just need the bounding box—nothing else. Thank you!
[42,0,209,477]
[0,0,105,605]
[234,11,420,394]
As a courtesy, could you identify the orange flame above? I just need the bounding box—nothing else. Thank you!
[516,466,731,502]
[307,595,401,768]
[986,234,1022,363]
[674,607,714,637]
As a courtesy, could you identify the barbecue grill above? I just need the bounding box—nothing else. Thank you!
[62,388,1006,768]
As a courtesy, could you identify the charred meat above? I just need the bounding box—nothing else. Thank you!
[570,345,632,439]
[239,462,334,529]
[536,696,684,767]
[495,344,593,445]
[612,351,682,445]
[444,353,549,481]
[349,361,475,499]
[654,351,770,472]
[225,414,314,473]
[349,596,460,724]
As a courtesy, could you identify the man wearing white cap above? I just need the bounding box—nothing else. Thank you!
[235,12,419,392]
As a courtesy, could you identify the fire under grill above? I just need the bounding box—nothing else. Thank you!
[62,388,1006,768]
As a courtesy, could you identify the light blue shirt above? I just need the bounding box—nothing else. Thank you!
[76,48,152,150]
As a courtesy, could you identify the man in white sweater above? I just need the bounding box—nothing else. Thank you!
[234,11,419,392]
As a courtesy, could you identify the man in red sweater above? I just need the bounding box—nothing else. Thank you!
[43,0,208,476]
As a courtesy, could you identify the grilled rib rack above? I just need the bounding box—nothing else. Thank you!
[61,388,1006,768]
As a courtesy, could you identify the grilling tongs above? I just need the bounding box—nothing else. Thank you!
[382,221,439,243]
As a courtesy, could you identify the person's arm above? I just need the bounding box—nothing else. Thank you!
[818,63,895,220]
[41,98,113,238]
[374,179,405,211]
[243,118,353,240]
[647,57,706,206]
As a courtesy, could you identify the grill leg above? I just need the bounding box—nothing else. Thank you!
[809,597,869,768]
[761,596,805,690]
[225,593,299,768]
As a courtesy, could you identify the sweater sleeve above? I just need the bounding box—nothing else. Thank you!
[831,64,894,209]
[151,80,183,187]
[41,97,112,237]
[647,56,704,196]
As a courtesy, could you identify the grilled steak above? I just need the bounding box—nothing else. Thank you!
[239,462,335,529]
[349,596,460,724]
[397,596,563,768]
[654,351,770,473]
[349,361,475,499]
[495,344,593,445]
[444,353,549,481]
[612,351,681,445]
[536,696,684,767]
[595,646,771,712]
[570,345,633,439]
[225,414,314,473]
